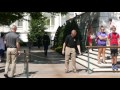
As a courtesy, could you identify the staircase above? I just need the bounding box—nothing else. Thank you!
[76,49,120,72]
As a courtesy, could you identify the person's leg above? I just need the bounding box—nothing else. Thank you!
[98,48,102,64]
[111,49,115,70]
[44,45,46,56]
[102,48,106,63]
[0,50,2,62]
[89,42,92,50]
[71,48,77,72]
[10,48,17,77]
[112,56,115,70]
[65,47,70,73]
[38,42,40,48]
[4,48,11,77]
[45,45,48,56]
[114,49,118,70]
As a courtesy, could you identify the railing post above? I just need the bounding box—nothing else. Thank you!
[29,46,31,62]
[26,53,29,78]
[23,50,26,74]
[87,47,90,74]
[23,50,29,78]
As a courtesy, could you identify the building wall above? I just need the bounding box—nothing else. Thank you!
[44,12,83,41]
[0,15,30,42]
[99,12,120,34]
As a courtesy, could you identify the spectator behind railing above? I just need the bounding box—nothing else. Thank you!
[97,25,107,64]
[108,25,120,71]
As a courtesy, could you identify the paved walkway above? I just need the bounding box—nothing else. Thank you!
[0,46,120,78]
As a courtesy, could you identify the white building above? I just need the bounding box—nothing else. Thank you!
[2,12,120,45]
[43,12,84,41]
[0,14,30,42]
[99,12,120,34]
[0,12,84,44]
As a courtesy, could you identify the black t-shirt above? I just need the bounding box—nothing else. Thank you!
[65,35,80,48]
[43,35,50,45]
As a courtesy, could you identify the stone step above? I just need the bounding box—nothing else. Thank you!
[92,49,120,55]
[82,53,111,63]
[89,49,110,55]
[93,68,120,72]
[76,58,98,71]
[83,49,120,60]
[76,57,120,72]
[77,55,111,68]
[76,48,120,72]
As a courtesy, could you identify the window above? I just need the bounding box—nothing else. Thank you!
[51,17,55,26]
[46,19,50,25]
[17,19,23,27]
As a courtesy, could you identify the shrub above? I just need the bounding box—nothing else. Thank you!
[55,46,62,54]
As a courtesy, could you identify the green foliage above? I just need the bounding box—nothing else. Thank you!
[63,19,81,42]
[0,12,24,25]
[54,17,84,53]
[28,12,46,43]
[19,40,27,46]
[0,12,68,26]
[54,25,65,48]
[55,46,62,54]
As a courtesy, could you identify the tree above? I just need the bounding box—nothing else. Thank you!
[0,12,24,25]
[0,12,68,25]
[28,12,47,43]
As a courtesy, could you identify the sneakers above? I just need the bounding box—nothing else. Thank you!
[72,69,78,73]
[65,70,69,73]
[103,61,107,64]
[4,74,9,78]
[114,65,118,71]
[112,65,115,71]
[112,65,118,71]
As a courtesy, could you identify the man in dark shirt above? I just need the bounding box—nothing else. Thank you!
[62,30,81,73]
[4,25,20,78]
[42,32,50,56]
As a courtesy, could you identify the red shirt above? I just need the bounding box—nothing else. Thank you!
[108,33,119,45]
[87,35,92,44]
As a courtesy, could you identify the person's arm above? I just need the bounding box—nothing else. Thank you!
[62,42,66,55]
[98,35,107,40]
[97,32,102,40]
[102,35,108,40]
[98,35,104,40]
[16,42,20,51]
[118,35,120,52]
[77,45,81,55]
[107,34,110,46]
[118,38,120,46]
[76,39,81,55]
[4,34,7,44]
[62,36,68,55]
[16,37,20,55]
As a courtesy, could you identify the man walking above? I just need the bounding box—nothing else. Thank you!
[4,25,20,78]
[42,32,50,56]
[62,29,81,73]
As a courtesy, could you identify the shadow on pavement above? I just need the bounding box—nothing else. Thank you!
[0,69,4,73]
[17,51,65,64]
[0,66,4,68]
[15,71,38,77]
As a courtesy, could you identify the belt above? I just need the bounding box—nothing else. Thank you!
[66,46,75,48]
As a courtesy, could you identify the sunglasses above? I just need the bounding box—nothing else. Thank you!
[111,28,116,29]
